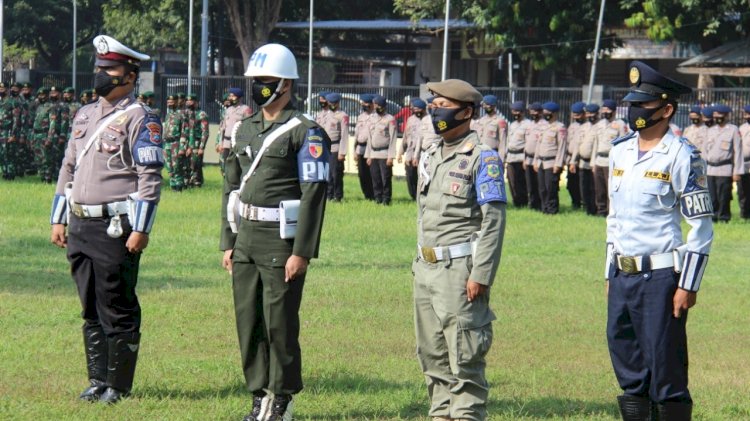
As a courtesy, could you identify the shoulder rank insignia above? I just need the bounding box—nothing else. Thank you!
[611,131,636,146]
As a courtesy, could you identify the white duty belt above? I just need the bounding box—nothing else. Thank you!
[240,204,281,222]
[615,251,677,274]
[70,201,130,219]
[418,241,473,263]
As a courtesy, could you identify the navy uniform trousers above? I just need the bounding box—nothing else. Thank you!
[607,267,691,404]
[68,214,141,334]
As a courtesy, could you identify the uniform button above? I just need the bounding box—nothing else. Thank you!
[271,258,277,263]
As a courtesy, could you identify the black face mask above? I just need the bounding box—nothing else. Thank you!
[94,70,129,97]
[746,118,750,124]
[0,91,6,98]
[431,106,469,134]
[362,105,370,111]
[512,113,522,121]
[251,78,283,108]
[704,119,714,127]
[587,115,598,123]
[714,117,725,125]
[531,114,541,122]
[230,98,239,106]
[375,106,385,114]
[691,118,702,125]
[10,90,19,97]
[319,101,328,109]
[543,114,552,121]
[483,106,495,114]
[329,104,337,111]
[627,103,665,131]
[414,111,424,118]
[601,111,613,120]
[575,117,585,124]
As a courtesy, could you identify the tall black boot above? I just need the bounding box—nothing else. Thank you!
[79,324,108,402]
[99,332,141,404]
[617,395,652,421]
[655,402,692,421]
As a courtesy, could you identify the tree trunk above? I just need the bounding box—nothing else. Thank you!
[223,0,284,70]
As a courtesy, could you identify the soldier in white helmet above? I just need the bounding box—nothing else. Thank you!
[220,43,330,421]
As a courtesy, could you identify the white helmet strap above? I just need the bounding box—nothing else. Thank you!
[259,78,286,108]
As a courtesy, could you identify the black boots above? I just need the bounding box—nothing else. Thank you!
[99,332,141,404]
[79,324,108,402]
[267,394,293,421]
[654,402,692,421]
[242,392,272,421]
[617,395,652,421]
[617,395,693,421]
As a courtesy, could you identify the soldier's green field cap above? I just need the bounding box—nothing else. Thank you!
[37,87,50,95]
[426,79,482,105]
[64,87,75,94]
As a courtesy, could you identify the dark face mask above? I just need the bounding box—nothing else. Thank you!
[230,98,239,106]
[587,115,598,123]
[431,106,469,134]
[329,104,337,111]
[319,101,328,109]
[512,113,522,121]
[94,70,129,97]
[691,118,702,125]
[483,106,494,114]
[531,113,541,122]
[543,114,552,121]
[704,119,714,127]
[627,103,665,131]
[746,118,750,124]
[601,111,613,120]
[10,90,19,97]
[251,78,283,107]
[375,106,385,114]
[575,117,585,124]
[714,116,725,125]
[414,111,424,118]
[0,91,6,98]
[362,105,370,111]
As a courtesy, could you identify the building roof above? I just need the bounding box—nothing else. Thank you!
[678,39,750,76]
[275,19,475,31]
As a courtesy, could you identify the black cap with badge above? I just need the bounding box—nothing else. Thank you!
[623,61,692,103]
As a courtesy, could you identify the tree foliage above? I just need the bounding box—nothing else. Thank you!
[102,0,193,53]
[620,0,750,49]
[4,0,104,69]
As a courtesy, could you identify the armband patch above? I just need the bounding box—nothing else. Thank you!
[297,127,330,183]
[475,149,507,205]
[680,191,713,219]
[133,115,164,167]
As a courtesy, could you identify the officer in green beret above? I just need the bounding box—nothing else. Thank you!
[0,82,23,179]
[163,94,187,191]
[31,87,54,182]
[413,79,507,421]
[184,93,209,187]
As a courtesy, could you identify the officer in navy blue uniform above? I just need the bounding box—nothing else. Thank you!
[605,60,713,421]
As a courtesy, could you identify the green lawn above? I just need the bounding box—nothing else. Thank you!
[1,170,748,420]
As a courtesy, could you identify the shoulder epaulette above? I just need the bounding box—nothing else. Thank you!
[611,131,636,146]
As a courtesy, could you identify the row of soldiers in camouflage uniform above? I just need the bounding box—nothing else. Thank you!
[162,92,209,191]
[0,82,87,182]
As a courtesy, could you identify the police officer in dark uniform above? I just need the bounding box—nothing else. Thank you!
[49,35,162,404]
[605,61,713,420]
[220,43,329,421]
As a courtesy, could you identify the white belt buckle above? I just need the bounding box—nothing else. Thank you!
[248,206,258,221]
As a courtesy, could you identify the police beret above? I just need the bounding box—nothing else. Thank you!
[63,87,75,94]
[713,104,731,114]
[528,102,543,111]
[585,103,600,113]
[186,93,198,101]
[623,60,691,103]
[510,101,526,111]
[94,35,150,68]
[228,87,244,98]
[689,105,702,114]
[482,95,498,106]
[411,98,427,109]
[360,93,374,103]
[744,105,750,113]
[601,99,617,110]
[325,92,341,103]
[373,95,387,107]
[542,101,560,112]
[701,106,713,117]
[426,79,482,105]
[318,91,330,99]
[571,102,586,113]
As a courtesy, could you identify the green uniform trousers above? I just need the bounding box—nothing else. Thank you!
[232,220,305,395]
[413,256,495,421]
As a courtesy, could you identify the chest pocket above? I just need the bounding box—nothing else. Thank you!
[543,130,557,143]
[642,181,676,210]
[260,135,292,177]
[440,178,474,218]
[97,126,127,157]
[371,121,391,148]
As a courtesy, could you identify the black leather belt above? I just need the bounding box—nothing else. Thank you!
[744,157,750,163]
[508,148,524,154]
[525,153,534,158]
[539,156,555,161]
[707,159,732,166]
[371,146,389,151]
[597,152,609,158]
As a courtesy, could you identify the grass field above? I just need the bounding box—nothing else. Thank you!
[1,169,749,421]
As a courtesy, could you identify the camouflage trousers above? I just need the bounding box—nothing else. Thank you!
[189,150,204,187]
[164,140,187,190]
[18,137,36,175]
[0,138,20,179]
[33,133,55,183]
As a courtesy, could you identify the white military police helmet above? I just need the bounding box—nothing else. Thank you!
[244,43,299,79]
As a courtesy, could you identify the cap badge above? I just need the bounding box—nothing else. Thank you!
[635,117,646,129]
[96,38,109,55]
[629,66,640,85]
[437,120,448,131]
[261,87,272,98]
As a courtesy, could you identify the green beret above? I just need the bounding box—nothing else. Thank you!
[166,94,177,101]
[425,79,483,105]
[37,87,50,95]
[186,93,198,101]
[22,82,33,89]
[143,91,155,98]
[0,82,6,89]
[176,92,186,99]
[80,90,90,98]
[63,87,75,94]
[11,82,22,89]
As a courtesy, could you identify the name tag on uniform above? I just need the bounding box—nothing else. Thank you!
[644,170,671,182]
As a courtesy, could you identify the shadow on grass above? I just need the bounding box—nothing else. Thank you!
[133,383,247,400]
